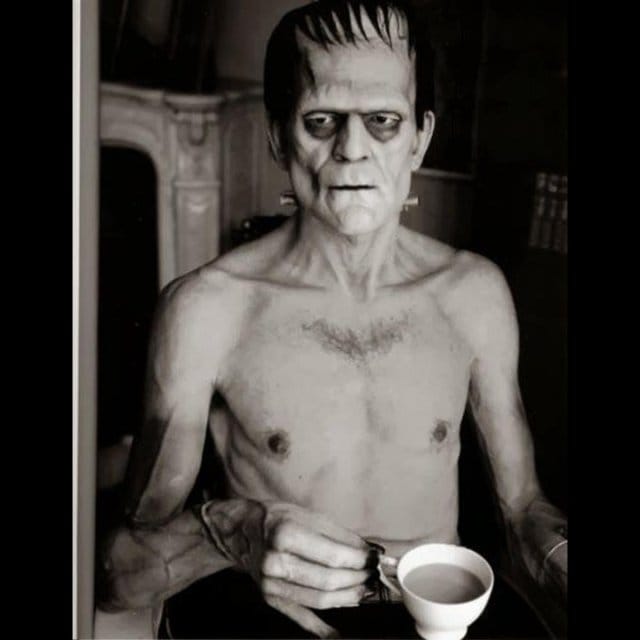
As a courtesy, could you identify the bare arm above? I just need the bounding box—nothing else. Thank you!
[96,271,374,637]
[96,274,233,610]
[456,256,567,600]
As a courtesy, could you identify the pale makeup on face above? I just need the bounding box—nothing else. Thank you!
[275,14,433,237]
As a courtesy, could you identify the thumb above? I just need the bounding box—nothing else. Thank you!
[265,595,340,638]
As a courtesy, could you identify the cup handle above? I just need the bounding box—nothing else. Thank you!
[378,555,403,598]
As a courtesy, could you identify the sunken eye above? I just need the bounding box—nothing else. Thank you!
[302,112,402,141]
[364,113,402,139]
[303,113,340,138]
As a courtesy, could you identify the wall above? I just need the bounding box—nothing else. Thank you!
[471,0,567,266]
[214,0,304,82]
[128,0,173,46]
[406,169,474,246]
[475,0,567,171]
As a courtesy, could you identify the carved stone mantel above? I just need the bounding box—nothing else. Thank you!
[100,81,265,289]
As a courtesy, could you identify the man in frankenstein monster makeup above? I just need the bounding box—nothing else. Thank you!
[98,2,567,637]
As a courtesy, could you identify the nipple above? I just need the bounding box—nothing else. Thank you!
[265,430,291,460]
[432,420,449,443]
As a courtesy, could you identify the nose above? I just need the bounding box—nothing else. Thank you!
[332,115,370,163]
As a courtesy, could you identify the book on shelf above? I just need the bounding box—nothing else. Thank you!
[528,172,567,254]
[553,175,568,254]
[528,171,548,249]
[540,174,560,250]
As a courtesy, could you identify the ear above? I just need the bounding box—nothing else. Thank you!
[410,110,435,171]
[267,119,288,170]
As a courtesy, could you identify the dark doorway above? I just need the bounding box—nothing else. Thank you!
[98,147,158,449]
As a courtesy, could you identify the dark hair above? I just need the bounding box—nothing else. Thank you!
[264,0,435,133]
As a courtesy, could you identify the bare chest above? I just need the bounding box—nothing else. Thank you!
[214,287,473,467]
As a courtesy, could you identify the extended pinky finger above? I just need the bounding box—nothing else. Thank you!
[264,596,340,638]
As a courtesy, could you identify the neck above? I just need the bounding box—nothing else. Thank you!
[286,211,401,300]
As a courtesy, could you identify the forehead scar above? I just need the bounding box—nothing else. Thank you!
[265,430,291,460]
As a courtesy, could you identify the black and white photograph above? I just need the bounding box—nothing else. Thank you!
[73,1,568,638]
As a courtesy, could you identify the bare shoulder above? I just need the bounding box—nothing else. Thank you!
[397,228,518,354]
[155,264,241,331]
[150,262,252,371]
[435,249,519,353]
[150,222,294,357]
[443,250,512,303]
[397,228,505,294]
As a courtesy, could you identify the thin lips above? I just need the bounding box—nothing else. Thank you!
[330,185,376,190]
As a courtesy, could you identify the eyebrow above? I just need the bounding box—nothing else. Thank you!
[300,100,411,116]
[302,109,406,118]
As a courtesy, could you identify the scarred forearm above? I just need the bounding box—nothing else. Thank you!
[96,502,237,611]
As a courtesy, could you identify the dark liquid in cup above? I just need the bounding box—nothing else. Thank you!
[403,563,486,604]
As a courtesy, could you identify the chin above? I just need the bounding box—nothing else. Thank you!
[330,206,388,236]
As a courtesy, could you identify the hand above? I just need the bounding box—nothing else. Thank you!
[199,499,377,638]
[511,498,567,603]
[542,539,567,602]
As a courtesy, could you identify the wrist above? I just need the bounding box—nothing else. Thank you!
[535,523,568,587]
[509,510,567,580]
[543,538,567,568]
[196,498,266,568]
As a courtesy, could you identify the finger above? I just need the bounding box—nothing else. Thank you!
[263,551,372,590]
[265,595,340,638]
[273,503,368,551]
[262,577,369,609]
[272,521,370,569]
[380,554,398,568]
[301,512,369,550]
[379,554,399,576]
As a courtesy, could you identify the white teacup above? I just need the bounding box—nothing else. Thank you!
[390,543,494,640]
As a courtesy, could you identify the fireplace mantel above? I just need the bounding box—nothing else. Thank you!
[100,80,270,289]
